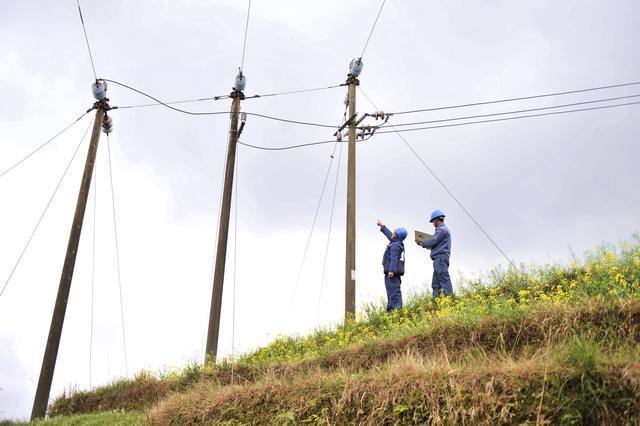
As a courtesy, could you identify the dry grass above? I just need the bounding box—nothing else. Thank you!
[148,350,640,425]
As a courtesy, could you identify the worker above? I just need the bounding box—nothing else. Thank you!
[416,209,453,299]
[377,219,407,311]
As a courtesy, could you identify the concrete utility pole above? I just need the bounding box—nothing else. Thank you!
[345,59,363,319]
[206,72,246,363]
[31,81,111,420]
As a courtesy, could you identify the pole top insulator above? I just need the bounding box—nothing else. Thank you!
[234,70,247,92]
[349,58,363,77]
[91,80,108,100]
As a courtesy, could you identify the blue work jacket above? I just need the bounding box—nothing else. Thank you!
[421,224,451,260]
[380,225,405,275]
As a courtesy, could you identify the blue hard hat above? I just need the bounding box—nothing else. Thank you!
[429,209,445,222]
[395,227,408,241]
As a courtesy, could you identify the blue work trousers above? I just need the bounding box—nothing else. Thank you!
[432,257,453,298]
[384,274,403,311]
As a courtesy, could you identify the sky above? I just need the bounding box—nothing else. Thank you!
[1,0,639,420]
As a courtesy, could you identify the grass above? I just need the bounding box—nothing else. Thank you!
[0,410,146,426]
[32,236,640,424]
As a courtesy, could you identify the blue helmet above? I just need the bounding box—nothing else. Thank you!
[429,209,445,223]
[394,227,408,241]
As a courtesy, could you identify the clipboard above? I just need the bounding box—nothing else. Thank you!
[415,230,433,245]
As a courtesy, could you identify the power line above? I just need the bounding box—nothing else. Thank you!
[115,84,345,109]
[240,0,252,72]
[106,135,128,377]
[238,134,374,151]
[244,83,346,99]
[105,79,338,128]
[89,154,97,388]
[360,0,387,60]
[383,93,640,128]
[317,141,343,323]
[0,110,91,181]
[374,100,640,135]
[390,81,640,116]
[231,140,240,383]
[115,97,221,109]
[360,88,521,271]
[75,0,98,81]
[286,141,341,320]
[0,120,93,300]
[236,97,640,151]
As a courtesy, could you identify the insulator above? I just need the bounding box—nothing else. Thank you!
[91,80,107,100]
[349,58,363,77]
[343,93,349,106]
[376,110,385,119]
[240,112,247,123]
[337,132,343,142]
[234,71,247,92]
[102,114,113,134]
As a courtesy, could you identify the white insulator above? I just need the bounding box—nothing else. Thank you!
[349,58,363,76]
[337,132,343,142]
[376,110,385,119]
[234,72,247,92]
[91,80,107,100]
[240,112,247,123]
[102,115,113,134]
[343,93,349,106]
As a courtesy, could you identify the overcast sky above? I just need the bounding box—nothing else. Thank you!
[1,0,639,420]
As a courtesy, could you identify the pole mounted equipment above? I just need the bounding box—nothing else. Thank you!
[102,114,113,134]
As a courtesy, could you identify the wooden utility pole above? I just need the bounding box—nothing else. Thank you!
[345,59,361,319]
[206,78,244,363]
[31,102,107,420]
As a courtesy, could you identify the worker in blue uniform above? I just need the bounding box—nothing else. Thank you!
[377,219,407,311]
[416,210,453,299]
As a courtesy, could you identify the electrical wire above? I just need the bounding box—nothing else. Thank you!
[0,110,91,181]
[286,141,342,320]
[382,93,640,128]
[373,100,640,135]
[238,134,373,151]
[0,120,93,299]
[245,83,346,99]
[115,97,221,109]
[360,0,387,60]
[89,154,97,388]
[115,84,345,109]
[106,135,128,377]
[202,103,234,361]
[360,88,521,271]
[316,141,343,323]
[75,0,98,81]
[104,79,338,128]
[231,142,240,383]
[240,0,252,72]
[389,81,640,116]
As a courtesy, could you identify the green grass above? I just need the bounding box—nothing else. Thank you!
[231,235,640,367]
[1,410,146,426]
[43,236,640,424]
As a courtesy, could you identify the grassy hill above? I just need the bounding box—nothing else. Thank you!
[4,237,640,425]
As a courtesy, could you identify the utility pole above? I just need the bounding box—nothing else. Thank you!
[206,71,245,363]
[31,81,112,420]
[345,59,363,319]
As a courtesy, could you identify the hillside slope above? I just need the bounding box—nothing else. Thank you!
[7,238,640,425]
